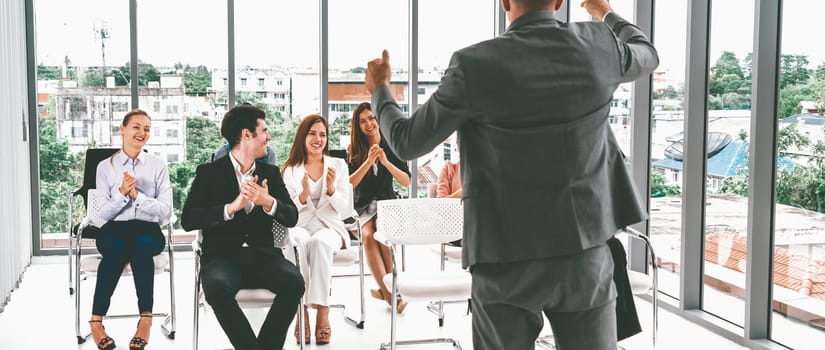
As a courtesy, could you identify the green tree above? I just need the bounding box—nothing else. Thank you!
[650,170,680,197]
[37,64,62,80]
[779,83,816,119]
[777,123,811,158]
[182,64,212,96]
[653,86,680,100]
[329,112,351,150]
[709,51,748,98]
[712,51,744,79]
[112,61,161,86]
[815,62,825,82]
[84,69,105,87]
[167,161,196,228]
[38,116,84,233]
[185,116,224,165]
[780,54,811,89]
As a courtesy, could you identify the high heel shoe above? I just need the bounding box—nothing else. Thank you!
[129,314,152,350]
[315,306,332,345]
[315,326,332,345]
[372,288,408,314]
[294,308,311,344]
[88,320,116,350]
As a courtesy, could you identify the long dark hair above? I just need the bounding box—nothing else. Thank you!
[348,102,374,166]
[282,114,329,174]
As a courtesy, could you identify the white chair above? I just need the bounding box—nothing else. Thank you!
[192,220,307,350]
[328,215,367,329]
[536,227,658,350]
[373,198,470,350]
[71,189,177,344]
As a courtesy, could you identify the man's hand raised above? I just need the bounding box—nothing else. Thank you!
[365,49,392,93]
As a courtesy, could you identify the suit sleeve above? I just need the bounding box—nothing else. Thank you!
[604,12,659,83]
[372,52,473,160]
[269,166,299,227]
[181,164,225,231]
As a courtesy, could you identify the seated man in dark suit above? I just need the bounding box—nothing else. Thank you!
[182,104,303,350]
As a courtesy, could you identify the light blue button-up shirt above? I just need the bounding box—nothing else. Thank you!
[95,150,173,224]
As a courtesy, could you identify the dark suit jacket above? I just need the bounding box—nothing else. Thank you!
[181,156,298,261]
[607,237,642,340]
[372,11,659,268]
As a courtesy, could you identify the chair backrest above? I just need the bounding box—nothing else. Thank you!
[329,149,348,160]
[87,188,171,228]
[377,198,463,245]
[76,148,120,206]
[86,189,108,228]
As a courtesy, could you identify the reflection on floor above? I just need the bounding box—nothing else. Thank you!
[0,246,748,349]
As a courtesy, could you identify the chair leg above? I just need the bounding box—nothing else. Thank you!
[192,265,201,350]
[74,234,87,343]
[163,226,176,339]
[67,192,74,295]
[294,245,306,350]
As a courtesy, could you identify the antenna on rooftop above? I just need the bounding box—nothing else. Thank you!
[93,21,110,78]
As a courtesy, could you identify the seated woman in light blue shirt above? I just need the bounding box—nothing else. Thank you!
[88,109,172,350]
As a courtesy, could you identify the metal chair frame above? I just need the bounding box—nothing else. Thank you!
[70,189,177,344]
[328,216,367,329]
[535,227,658,349]
[373,198,468,350]
[191,228,307,350]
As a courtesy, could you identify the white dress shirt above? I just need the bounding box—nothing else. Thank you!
[96,150,173,223]
[223,151,277,220]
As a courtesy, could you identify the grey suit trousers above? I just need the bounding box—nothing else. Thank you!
[470,244,617,350]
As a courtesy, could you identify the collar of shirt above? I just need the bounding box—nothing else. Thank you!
[506,10,560,32]
[115,149,147,166]
[228,150,256,213]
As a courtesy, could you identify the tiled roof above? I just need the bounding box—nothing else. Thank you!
[654,140,795,178]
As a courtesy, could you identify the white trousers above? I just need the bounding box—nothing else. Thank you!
[287,227,342,307]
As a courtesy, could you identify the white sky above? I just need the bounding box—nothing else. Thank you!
[34,0,825,80]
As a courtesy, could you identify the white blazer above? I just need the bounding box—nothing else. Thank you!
[282,156,353,248]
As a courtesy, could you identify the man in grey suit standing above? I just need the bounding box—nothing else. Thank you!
[365,0,658,349]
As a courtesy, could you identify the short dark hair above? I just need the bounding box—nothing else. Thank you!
[514,0,556,10]
[122,109,150,126]
[221,104,267,146]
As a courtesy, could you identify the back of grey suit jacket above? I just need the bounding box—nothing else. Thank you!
[372,11,659,269]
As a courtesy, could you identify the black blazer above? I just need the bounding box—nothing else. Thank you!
[181,156,298,261]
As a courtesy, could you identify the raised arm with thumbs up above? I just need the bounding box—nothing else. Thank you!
[365,49,392,93]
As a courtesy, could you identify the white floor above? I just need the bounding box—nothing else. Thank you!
[0,246,750,350]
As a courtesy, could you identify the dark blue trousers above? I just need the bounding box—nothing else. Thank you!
[91,220,165,316]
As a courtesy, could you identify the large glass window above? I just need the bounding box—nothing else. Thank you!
[650,0,687,299]
[770,1,825,347]
[702,0,754,327]
[236,0,318,163]
[137,0,226,232]
[416,0,496,198]
[328,0,408,195]
[35,0,129,247]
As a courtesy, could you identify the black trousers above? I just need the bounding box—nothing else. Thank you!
[92,220,164,316]
[201,248,305,350]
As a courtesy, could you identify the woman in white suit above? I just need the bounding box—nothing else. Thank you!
[281,114,352,345]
